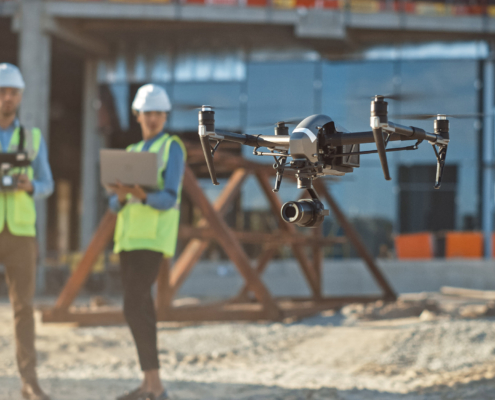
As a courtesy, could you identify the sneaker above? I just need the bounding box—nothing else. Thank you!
[116,387,143,400]
[140,390,170,400]
[21,382,51,400]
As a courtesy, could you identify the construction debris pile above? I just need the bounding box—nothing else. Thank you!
[3,288,495,400]
[342,287,495,321]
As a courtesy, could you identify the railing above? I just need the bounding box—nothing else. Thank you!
[40,0,495,16]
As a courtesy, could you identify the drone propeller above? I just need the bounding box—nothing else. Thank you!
[349,92,426,102]
[390,113,484,120]
[276,118,303,125]
[247,118,303,131]
[173,103,236,111]
[371,93,425,102]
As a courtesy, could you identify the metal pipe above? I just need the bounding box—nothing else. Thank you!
[482,57,494,259]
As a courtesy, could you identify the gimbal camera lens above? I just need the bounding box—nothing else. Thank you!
[281,199,324,228]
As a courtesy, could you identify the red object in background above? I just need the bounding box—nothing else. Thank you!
[464,5,487,15]
[296,0,316,8]
[389,0,415,13]
[395,233,434,260]
[319,0,339,8]
[445,232,483,259]
[183,0,206,4]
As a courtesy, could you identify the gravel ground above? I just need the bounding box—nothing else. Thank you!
[2,301,495,399]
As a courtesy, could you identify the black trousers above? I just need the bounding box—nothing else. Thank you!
[120,250,163,371]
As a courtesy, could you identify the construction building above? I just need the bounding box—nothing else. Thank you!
[0,0,494,292]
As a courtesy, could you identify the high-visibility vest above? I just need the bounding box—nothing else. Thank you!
[113,133,187,258]
[0,126,42,237]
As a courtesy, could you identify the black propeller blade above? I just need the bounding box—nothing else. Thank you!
[390,113,485,120]
[173,103,237,111]
[371,93,425,102]
[348,92,427,102]
[247,118,304,131]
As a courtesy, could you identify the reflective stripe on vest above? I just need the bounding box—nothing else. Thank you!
[113,134,187,257]
[0,127,42,237]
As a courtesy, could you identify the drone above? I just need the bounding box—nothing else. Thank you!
[197,95,450,228]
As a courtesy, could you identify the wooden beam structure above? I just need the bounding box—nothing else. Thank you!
[42,154,396,326]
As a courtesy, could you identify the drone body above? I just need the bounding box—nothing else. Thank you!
[198,96,450,228]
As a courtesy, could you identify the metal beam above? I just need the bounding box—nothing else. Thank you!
[0,1,19,17]
[18,0,52,294]
[80,59,105,251]
[482,55,494,259]
[42,16,110,56]
[44,1,495,40]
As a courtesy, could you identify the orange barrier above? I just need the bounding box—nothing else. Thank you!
[445,231,483,259]
[395,232,434,260]
[320,0,340,8]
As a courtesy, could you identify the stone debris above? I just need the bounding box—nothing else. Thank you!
[341,291,495,321]
[2,292,495,399]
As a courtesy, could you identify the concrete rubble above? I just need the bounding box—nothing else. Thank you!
[2,290,495,399]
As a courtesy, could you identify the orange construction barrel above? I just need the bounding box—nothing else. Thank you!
[445,231,483,259]
[394,233,434,260]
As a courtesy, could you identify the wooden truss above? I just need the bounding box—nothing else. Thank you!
[42,154,396,326]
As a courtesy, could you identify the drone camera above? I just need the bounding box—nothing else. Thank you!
[281,199,326,228]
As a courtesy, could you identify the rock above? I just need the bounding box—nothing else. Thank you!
[458,304,489,319]
[89,296,111,309]
[419,309,437,321]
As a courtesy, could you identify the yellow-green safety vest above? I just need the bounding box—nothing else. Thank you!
[113,133,187,258]
[0,126,42,237]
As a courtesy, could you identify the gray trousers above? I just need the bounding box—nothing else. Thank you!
[0,228,38,384]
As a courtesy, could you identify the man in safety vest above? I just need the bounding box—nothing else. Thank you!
[0,63,54,400]
[107,84,186,400]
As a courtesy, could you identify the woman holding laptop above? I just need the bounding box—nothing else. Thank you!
[107,84,186,400]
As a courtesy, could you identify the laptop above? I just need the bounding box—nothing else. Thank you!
[100,149,158,189]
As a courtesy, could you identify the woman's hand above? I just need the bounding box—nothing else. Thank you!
[107,181,147,203]
[125,185,147,201]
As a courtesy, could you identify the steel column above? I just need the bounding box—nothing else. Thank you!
[483,57,494,259]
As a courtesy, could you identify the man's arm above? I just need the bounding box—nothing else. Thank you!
[30,136,54,199]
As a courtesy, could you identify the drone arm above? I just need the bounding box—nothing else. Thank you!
[206,129,291,150]
[385,121,439,143]
[324,127,443,147]
[324,131,407,146]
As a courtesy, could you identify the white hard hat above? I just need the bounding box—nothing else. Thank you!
[0,63,25,89]
[132,84,171,113]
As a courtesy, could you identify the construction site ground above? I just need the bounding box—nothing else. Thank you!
[3,293,495,399]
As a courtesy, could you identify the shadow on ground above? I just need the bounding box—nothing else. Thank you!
[2,376,495,400]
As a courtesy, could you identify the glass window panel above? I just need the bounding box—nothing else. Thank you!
[151,53,173,82]
[169,82,242,131]
[133,54,147,83]
[174,52,195,82]
[109,83,130,131]
[242,61,318,210]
